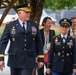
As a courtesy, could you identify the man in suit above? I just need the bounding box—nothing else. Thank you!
[46,18,76,75]
[0,3,44,75]
[37,17,55,75]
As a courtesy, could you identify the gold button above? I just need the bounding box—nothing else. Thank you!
[24,44,26,46]
[63,47,65,48]
[62,60,64,61]
[24,49,26,50]
[62,51,64,53]
[66,53,69,56]
[58,52,61,56]
[24,39,26,41]
[62,55,64,57]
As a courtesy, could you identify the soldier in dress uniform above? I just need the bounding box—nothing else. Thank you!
[46,18,76,75]
[0,3,44,75]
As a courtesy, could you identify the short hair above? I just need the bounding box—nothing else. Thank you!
[70,17,76,21]
[42,17,52,26]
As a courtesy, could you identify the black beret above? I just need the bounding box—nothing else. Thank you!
[16,3,31,12]
[59,18,72,28]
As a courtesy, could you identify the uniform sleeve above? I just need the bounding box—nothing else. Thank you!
[47,37,55,69]
[35,24,44,62]
[53,30,55,36]
[73,39,76,69]
[0,24,9,61]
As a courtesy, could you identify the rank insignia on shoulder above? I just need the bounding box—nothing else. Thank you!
[6,22,10,24]
[53,36,55,38]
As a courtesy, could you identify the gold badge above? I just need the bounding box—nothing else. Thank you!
[58,52,61,56]
[28,3,30,7]
[64,19,66,22]
[66,53,69,56]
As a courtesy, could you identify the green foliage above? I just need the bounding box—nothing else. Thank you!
[44,0,76,11]
[55,30,60,35]
[0,29,3,36]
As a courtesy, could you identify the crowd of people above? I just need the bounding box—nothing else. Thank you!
[0,2,76,75]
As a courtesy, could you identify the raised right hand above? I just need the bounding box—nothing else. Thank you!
[0,61,4,71]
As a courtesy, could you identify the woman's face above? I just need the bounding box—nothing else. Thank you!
[60,26,70,35]
[44,19,52,29]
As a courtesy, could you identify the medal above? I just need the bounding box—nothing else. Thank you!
[11,26,16,35]
[31,27,37,35]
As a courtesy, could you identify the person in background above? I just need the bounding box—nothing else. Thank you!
[46,18,76,75]
[11,17,15,22]
[68,17,76,38]
[0,3,44,75]
[37,17,55,75]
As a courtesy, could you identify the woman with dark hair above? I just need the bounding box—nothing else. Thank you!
[37,17,55,75]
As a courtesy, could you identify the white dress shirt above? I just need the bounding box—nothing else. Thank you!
[18,19,27,31]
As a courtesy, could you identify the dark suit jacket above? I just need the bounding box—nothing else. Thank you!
[0,19,43,68]
[47,34,76,73]
[40,28,55,45]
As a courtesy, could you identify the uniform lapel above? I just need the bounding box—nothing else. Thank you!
[59,34,63,44]
[26,21,31,33]
[40,29,44,45]
[15,19,24,32]
[49,30,51,42]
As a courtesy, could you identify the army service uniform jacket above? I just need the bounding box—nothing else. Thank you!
[0,19,43,69]
[47,34,76,73]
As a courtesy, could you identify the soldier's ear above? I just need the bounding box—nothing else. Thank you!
[18,11,21,15]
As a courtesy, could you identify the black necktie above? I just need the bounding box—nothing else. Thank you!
[63,37,66,43]
[22,22,25,31]
[63,37,65,39]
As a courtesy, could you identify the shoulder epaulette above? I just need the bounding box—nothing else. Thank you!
[54,35,59,38]
[53,36,55,38]
[34,20,38,24]
[6,22,10,24]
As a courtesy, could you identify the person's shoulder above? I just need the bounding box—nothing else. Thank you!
[67,35,74,39]
[6,22,10,25]
[28,20,37,25]
[5,20,18,28]
[6,22,11,27]
[53,34,60,39]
